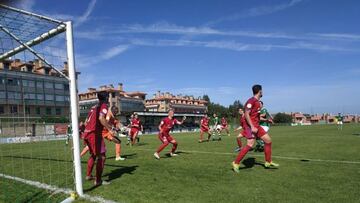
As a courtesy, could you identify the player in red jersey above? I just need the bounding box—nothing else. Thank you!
[234,108,245,152]
[154,109,186,159]
[130,113,143,146]
[102,106,125,161]
[232,85,279,172]
[199,114,211,143]
[82,91,114,186]
[220,117,230,136]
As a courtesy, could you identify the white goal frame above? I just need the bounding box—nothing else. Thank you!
[0,4,83,196]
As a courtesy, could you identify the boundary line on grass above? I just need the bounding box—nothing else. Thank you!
[0,173,118,203]
[136,148,360,165]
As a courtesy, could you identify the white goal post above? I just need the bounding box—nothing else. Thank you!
[0,4,83,196]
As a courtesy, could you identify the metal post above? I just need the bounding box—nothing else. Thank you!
[66,21,83,196]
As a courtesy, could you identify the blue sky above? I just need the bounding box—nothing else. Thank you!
[14,0,360,114]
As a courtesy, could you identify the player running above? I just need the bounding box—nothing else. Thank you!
[130,113,143,146]
[220,117,230,136]
[232,85,279,173]
[210,113,222,141]
[82,91,113,186]
[234,108,245,152]
[154,109,186,159]
[199,114,211,143]
[336,113,344,130]
[255,101,274,152]
[102,106,125,161]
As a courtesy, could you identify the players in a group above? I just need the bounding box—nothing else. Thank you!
[336,113,344,130]
[199,114,211,143]
[80,106,125,161]
[232,85,279,173]
[220,117,230,136]
[154,109,186,159]
[82,91,113,186]
[130,113,143,146]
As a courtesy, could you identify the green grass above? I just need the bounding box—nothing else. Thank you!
[1,124,360,203]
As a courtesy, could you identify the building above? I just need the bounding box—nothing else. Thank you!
[0,59,70,118]
[78,83,146,120]
[145,91,208,114]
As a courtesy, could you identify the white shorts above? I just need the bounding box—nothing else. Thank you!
[337,121,343,125]
[261,126,269,133]
[216,125,223,131]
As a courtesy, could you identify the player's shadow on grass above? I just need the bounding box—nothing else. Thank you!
[84,165,138,192]
[239,157,272,170]
[107,153,137,160]
[162,151,190,158]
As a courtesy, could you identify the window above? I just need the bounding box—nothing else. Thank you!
[56,108,61,115]
[46,107,52,115]
[65,96,70,102]
[0,91,5,99]
[24,93,36,100]
[37,94,44,101]
[7,92,21,100]
[55,83,64,90]
[0,106,4,114]
[36,81,43,88]
[36,107,41,115]
[3,63,10,70]
[7,78,19,86]
[10,106,17,113]
[25,106,30,114]
[55,95,65,102]
[45,94,54,101]
[44,82,53,89]
[0,77,4,85]
[64,84,69,91]
[22,80,35,87]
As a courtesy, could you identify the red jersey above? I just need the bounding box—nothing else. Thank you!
[240,115,246,128]
[221,118,228,126]
[244,97,261,127]
[131,118,141,130]
[160,117,180,134]
[84,102,108,134]
[201,117,209,128]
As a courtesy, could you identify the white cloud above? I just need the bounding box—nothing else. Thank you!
[12,0,35,11]
[207,0,303,25]
[76,44,130,68]
[124,38,358,53]
[74,0,97,27]
[311,33,360,41]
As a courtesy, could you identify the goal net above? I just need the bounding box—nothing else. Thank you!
[0,3,83,201]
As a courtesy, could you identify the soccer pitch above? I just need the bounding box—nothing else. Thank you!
[1,124,359,203]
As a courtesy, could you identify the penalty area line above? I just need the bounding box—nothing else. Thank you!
[0,173,118,203]
[136,148,360,165]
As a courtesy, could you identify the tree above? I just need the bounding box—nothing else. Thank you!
[202,95,210,103]
[273,113,292,124]
[228,100,243,118]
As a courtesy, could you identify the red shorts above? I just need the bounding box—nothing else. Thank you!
[222,125,228,129]
[241,125,266,139]
[201,127,209,133]
[83,132,106,156]
[130,128,139,137]
[158,133,175,144]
